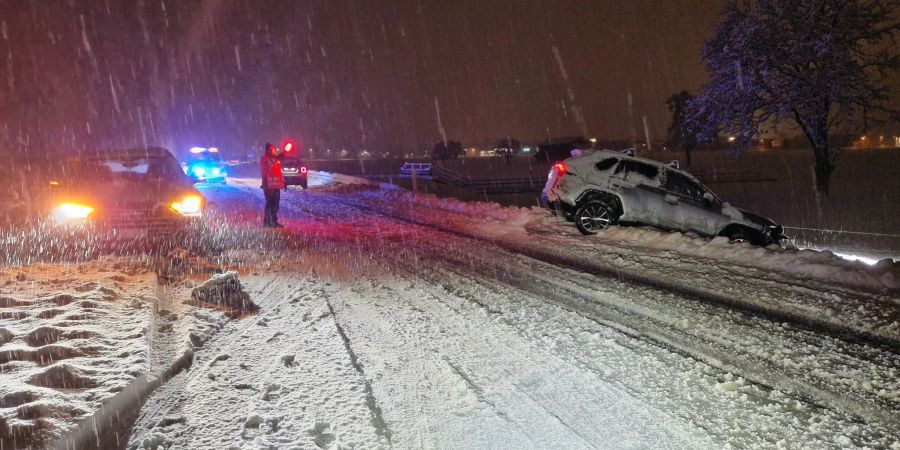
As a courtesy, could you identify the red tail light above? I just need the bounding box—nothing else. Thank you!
[554,162,567,175]
[300,166,308,174]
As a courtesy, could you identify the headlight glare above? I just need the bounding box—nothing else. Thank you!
[171,195,203,216]
[51,203,94,224]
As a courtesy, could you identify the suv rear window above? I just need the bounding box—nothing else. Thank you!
[595,158,617,172]
[614,160,659,180]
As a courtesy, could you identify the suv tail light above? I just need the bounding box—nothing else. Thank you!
[300,166,308,174]
[554,162,567,175]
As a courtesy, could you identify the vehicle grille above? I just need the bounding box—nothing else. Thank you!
[96,208,182,233]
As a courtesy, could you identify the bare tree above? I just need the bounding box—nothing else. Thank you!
[666,91,700,166]
[691,0,900,195]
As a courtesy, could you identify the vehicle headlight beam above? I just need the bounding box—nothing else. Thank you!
[51,203,94,224]
[171,195,204,217]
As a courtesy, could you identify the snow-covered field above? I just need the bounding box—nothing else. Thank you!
[2,172,899,449]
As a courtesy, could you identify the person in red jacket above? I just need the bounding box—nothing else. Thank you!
[260,143,286,228]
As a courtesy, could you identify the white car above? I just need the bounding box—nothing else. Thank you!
[542,150,785,245]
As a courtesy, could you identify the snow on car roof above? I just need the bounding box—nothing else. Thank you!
[64,147,175,162]
[581,150,702,181]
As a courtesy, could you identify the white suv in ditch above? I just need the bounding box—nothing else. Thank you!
[542,150,785,246]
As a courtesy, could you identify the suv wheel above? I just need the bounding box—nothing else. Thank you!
[574,200,618,235]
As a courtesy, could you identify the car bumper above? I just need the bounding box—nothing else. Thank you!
[284,175,308,188]
[763,224,786,244]
[191,175,226,183]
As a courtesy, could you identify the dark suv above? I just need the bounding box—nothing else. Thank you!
[50,147,206,238]
[280,156,308,189]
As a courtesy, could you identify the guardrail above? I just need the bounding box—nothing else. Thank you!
[689,170,778,184]
[432,166,546,194]
[399,162,433,176]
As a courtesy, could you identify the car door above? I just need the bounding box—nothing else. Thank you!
[662,170,724,235]
[610,160,676,228]
[589,157,619,188]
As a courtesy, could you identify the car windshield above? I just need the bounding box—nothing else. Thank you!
[190,152,223,163]
[66,156,185,183]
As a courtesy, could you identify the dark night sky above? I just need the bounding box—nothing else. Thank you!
[0,0,724,156]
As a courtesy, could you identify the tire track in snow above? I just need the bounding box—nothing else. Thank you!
[212,181,900,445]
[323,298,393,444]
[327,276,655,448]
[127,273,390,448]
[298,194,900,429]
[348,198,899,352]
[376,231,900,446]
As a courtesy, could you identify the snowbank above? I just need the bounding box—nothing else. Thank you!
[0,257,235,449]
[594,226,899,291]
[0,260,158,448]
[128,274,391,449]
[355,187,899,293]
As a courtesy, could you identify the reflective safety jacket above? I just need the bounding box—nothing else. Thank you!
[260,154,286,189]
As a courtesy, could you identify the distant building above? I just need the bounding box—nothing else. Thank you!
[850,130,900,149]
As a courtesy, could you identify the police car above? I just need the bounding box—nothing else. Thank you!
[184,147,227,184]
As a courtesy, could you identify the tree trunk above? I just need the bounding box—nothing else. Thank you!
[811,144,834,220]
[813,149,834,196]
[794,109,834,196]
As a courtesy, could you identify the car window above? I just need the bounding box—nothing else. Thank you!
[665,171,706,200]
[165,157,189,180]
[68,156,185,183]
[595,158,617,172]
[190,152,223,163]
[613,160,659,181]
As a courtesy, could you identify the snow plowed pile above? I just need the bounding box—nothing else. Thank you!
[356,188,899,292]
[190,271,259,317]
[0,257,238,449]
[0,260,157,448]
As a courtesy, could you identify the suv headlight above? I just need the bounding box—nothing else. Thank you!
[171,195,203,217]
[51,203,94,224]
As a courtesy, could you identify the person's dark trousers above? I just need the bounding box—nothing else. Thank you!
[263,188,281,226]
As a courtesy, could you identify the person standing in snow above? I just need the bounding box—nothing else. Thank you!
[260,143,286,228]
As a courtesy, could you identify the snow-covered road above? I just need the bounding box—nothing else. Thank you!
[126,177,898,449]
[2,174,898,449]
